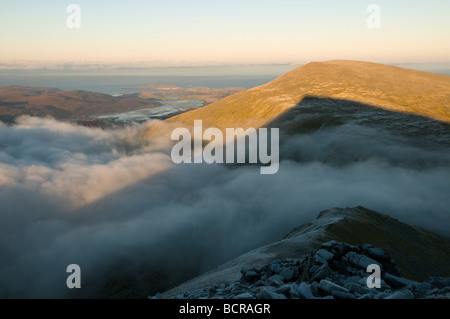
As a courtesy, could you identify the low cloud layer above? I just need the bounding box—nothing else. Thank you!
[0,116,449,298]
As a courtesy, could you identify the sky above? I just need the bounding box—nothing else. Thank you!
[0,0,450,66]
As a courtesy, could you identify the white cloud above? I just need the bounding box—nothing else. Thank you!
[0,116,449,298]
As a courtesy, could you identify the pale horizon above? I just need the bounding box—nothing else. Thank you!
[1,0,450,67]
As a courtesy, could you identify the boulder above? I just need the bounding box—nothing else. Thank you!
[344,282,369,295]
[234,292,255,299]
[344,252,380,270]
[280,268,295,282]
[297,282,316,299]
[256,287,287,299]
[319,279,349,294]
[312,264,331,281]
[384,288,415,299]
[332,290,356,299]
[316,249,334,262]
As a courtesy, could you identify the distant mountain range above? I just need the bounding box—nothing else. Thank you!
[0,85,160,123]
[0,84,246,124]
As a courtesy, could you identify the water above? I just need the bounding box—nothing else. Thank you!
[1,65,448,95]
[0,65,299,94]
[94,99,205,122]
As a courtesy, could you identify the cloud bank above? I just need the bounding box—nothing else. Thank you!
[0,116,449,298]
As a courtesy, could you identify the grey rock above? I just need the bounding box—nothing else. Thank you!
[232,290,243,297]
[384,273,418,289]
[359,277,369,286]
[234,292,255,299]
[316,249,335,262]
[310,281,319,296]
[280,268,295,282]
[314,254,328,265]
[309,265,320,273]
[384,288,415,299]
[270,263,282,274]
[223,285,232,293]
[345,276,363,285]
[429,277,450,289]
[379,280,391,291]
[332,244,348,257]
[441,277,450,287]
[241,269,259,282]
[427,288,441,295]
[319,279,349,294]
[365,247,391,261]
[344,282,369,294]
[151,292,162,299]
[359,276,390,291]
[268,274,285,287]
[275,284,291,295]
[297,282,316,299]
[312,264,331,281]
[344,252,380,270]
[332,290,356,299]
[413,282,432,293]
[256,287,287,299]
[233,282,245,288]
[374,292,391,299]
[346,265,358,275]
[334,276,347,287]
[169,242,450,301]
[443,286,450,293]
[249,280,264,289]
[321,240,338,248]
[288,286,300,299]
[292,259,302,266]
[188,289,204,298]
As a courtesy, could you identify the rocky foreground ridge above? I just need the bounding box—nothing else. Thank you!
[154,207,450,299]
[152,241,450,299]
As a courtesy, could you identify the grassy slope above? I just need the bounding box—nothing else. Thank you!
[315,207,450,281]
[159,60,450,132]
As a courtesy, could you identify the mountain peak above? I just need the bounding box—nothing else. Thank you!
[160,60,450,133]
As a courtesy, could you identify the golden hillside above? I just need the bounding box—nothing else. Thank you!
[157,60,450,132]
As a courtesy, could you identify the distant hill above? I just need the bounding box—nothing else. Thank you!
[136,85,246,105]
[159,60,450,132]
[0,85,160,122]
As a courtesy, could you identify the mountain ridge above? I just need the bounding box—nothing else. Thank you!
[161,206,450,298]
[159,60,450,133]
